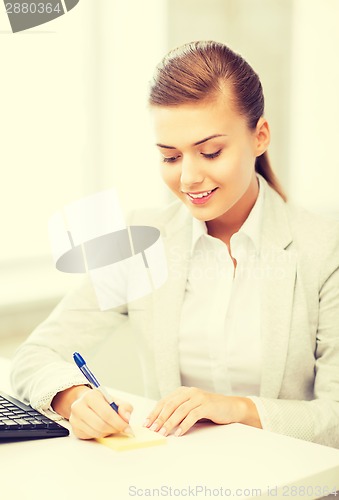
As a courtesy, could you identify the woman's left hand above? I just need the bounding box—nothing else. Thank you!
[143,386,261,437]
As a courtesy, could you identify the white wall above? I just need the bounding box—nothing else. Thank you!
[288,0,339,215]
[94,1,168,214]
[0,0,93,308]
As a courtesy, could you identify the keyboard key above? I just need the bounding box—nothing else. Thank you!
[27,419,46,428]
[2,419,20,428]
[13,419,32,426]
[10,412,27,418]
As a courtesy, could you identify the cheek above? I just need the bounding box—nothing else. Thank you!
[212,155,241,182]
[161,166,180,189]
[221,146,255,177]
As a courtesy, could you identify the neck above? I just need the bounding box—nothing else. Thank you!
[206,174,259,244]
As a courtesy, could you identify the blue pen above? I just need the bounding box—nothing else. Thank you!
[73,352,134,436]
[73,352,119,411]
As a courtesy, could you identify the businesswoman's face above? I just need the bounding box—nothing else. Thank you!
[151,93,269,227]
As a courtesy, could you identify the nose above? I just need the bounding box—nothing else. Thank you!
[180,155,204,188]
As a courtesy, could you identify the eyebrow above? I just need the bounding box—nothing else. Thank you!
[156,134,228,149]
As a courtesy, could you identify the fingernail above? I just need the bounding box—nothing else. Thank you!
[124,411,131,422]
[143,419,150,427]
[174,428,182,437]
[150,423,158,432]
[159,427,167,436]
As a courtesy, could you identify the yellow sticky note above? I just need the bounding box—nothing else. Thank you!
[96,426,167,451]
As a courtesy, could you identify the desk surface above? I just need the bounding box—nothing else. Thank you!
[1,357,338,500]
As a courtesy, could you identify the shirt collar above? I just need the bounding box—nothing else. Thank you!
[190,174,265,254]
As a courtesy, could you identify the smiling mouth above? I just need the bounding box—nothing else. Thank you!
[186,187,218,199]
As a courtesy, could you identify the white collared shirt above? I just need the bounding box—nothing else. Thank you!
[179,175,265,397]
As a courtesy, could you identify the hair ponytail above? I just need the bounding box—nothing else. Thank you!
[255,152,286,201]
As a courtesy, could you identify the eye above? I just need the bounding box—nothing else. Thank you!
[201,149,222,159]
[162,155,181,163]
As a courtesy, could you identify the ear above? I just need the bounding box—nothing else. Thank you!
[254,117,270,156]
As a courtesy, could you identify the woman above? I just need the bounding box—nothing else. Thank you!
[11,41,339,446]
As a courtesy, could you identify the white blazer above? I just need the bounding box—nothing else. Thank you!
[11,176,339,448]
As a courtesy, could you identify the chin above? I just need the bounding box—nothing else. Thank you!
[186,205,219,221]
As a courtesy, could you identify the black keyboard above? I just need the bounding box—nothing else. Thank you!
[0,391,69,440]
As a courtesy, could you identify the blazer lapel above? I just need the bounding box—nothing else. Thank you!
[152,206,192,397]
[259,183,297,398]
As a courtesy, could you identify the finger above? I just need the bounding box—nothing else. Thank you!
[173,406,203,437]
[97,388,134,422]
[86,389,131,432]
[145,388,191,431]
[87,391,132,433]
[156,399,202,436]
[143,400,164,428]
[111,396,134,422]
[143,393,176,428]
[71,426,93,440]
[70,408,113,439]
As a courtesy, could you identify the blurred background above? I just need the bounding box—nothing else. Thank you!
[1,0,338,394]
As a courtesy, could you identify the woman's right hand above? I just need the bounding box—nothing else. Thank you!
[52,385,133,440]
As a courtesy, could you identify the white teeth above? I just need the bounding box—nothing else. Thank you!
[188,189,213,199]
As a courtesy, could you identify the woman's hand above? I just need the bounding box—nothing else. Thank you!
[143,386,261,437]
[52,386,133,440]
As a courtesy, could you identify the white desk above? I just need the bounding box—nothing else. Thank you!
[1,357,338,500]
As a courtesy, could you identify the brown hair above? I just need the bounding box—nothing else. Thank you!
[149,40,286,201]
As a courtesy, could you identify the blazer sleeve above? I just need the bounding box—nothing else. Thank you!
[250,237,339,448]
[10,277,128,417]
